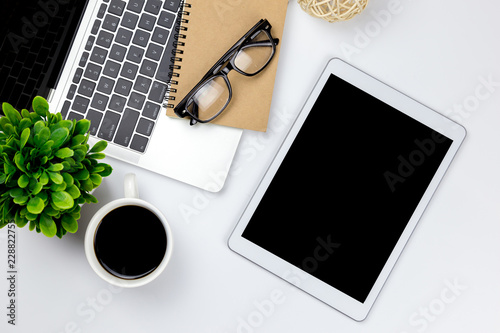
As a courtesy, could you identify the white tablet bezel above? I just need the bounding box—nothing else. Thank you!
[228,58,466,321]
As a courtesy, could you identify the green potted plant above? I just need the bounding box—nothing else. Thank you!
[0,96,112,238]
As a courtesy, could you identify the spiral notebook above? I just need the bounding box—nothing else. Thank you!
[165,0,289,132]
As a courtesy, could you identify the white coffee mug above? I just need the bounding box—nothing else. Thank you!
[84,173,173,288]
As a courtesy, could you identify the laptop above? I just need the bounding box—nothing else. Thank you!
[0,0,243,192]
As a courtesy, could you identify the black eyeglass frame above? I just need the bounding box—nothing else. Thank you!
[173,19,279,125]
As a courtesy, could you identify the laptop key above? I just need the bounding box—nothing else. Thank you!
[122,11,139,29]
[136,117,154,136]
[61,101,71,118]
[72,96,90,114]
[132,29,150,47]
[103,14,120,32]
[85,36,95,51]
[109,94,127,113]
[73,68,84,84]
[121,62,139,80]
[126,45,145,64]
[97,76,115,94]
[139,13,157,31]
[145,0,162,14]
[79,52,90,67]
[140,59,157,78]
[148,81,167,103]
[97,30,114,48]
[128,92,146,110]
[91,93,109,111]
[103,60,121,78]
[109,0,126,16]
[84,63,102,81]
[114,108,140,147]
[151,27,169,45]
[98,111,120,141]
[115,28,133,46]
[127,0,145,13]
[67,85,77,100]
[90,46,108,64]
[143,101,160,120]
[130,134,148,153]
[134,76,152,94]
[109,44,127,61]
[97,4,107,18]
[78,79,96,97]
[91,20,101,35]
[87,109,104,135]
[115,78,133,96]
[145,43,163,61]
[158,11,175,29]
[163,0,181,13]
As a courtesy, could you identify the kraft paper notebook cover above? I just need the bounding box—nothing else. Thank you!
[165,0,289,132]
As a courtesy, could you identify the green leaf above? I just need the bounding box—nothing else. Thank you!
[21,109,31,119]
[71,134,87,147]
[62,173,74,187]
[82,192,98,204]
[74,119,91,135]
[48,171,63,184]
[13,196,29,205]
[96,163,113,177]
[48,163,64,172]
[90,173,102,186]
[14,211,28,228]
[73,168,89,180]
[50,119,73,132]
[20,128,30,150]
[51,191,74,210]
[18,174,30,188]
[89,140,108,153]
[50,182,66,192]
[31,181,43,195]
[55,147,74,159]
[39,171,49,185]
[2,102,21,126]
[88,153,105,160]
[32,96,50,117]
[66,184,81,199]
[39,213,57,237]
[61,214,78,233]
[34,127,51,147]
[14,152,26,172]
[80,178,94,192]
[27,197,45,214]
[50,127,69,148]
[34,120,46,134]
[9,188,24,198]
[43,206,59,217]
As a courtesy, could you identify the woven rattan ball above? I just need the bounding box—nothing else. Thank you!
[298,0,369,23]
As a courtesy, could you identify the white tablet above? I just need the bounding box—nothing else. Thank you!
[228,58,466,321]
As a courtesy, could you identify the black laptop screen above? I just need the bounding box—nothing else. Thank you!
[0,0,88,109]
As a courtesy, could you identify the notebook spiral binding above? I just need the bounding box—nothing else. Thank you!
[162,1,191,109]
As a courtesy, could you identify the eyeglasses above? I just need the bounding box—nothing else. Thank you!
[173,19,279,125]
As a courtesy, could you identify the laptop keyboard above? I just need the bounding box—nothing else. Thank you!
[62,0,182,153]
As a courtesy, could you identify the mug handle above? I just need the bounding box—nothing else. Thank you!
[124,173,139,199]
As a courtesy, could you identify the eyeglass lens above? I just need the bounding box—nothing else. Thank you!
[234,30,274,75]
[186,30,274,122]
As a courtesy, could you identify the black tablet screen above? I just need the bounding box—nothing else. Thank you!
[242,74,453,303]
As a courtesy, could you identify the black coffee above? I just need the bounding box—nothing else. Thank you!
[94,205,167,279]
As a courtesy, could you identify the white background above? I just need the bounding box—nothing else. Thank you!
[2,0,500,332]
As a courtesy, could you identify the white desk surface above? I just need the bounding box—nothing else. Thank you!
[2,1,500,332]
